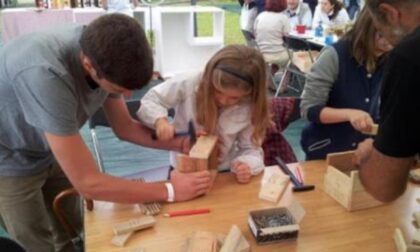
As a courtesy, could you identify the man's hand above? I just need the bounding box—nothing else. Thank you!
[155,118,175,140]
[170,170,211,201]
[346,109,375,133]
[232,161,252,184]
[353,138,374,166]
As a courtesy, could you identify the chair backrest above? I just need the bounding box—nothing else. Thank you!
[283,35,315,63]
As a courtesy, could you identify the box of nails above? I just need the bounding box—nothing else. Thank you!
[248,199,305,244]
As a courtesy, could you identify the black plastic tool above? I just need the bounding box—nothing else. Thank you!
[152,120,197,145]
[275,157,315,192]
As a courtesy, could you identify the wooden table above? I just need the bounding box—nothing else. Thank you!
[84,160,420,251]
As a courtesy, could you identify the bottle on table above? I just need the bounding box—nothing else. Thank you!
[315,21,323,37]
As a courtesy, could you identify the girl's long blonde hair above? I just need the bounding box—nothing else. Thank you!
[196,45,270,146]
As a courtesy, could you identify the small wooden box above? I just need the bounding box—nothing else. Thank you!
[324,151,384,211]
[248,200,305,244]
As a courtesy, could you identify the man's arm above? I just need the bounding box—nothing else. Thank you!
[45,131,211,203]
[356,139,415,202]
[102,96,188,152]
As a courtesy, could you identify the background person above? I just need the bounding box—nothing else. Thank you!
[138,45,270,184]
[283,0,313,29]
[312,0,350,29]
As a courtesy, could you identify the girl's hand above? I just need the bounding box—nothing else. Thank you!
[232,161,252,184]
[346,109,375,133]
[155,118,175,140]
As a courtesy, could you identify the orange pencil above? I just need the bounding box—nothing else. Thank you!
[163,208,210,217]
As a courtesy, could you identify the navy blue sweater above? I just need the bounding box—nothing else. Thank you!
[301,40,384,160]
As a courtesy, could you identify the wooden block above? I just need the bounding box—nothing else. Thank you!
[177,135,218,173]
[236,235,250,252]
[186,231,218,252]
[259,173,289,202]
[113,216,156,235]
[189,136,218,159]
[361,124,378,135]
[414,212,420,226]
[413,229,420,245]
[111,232,134,247]
[217,233,249,252]
[220,225,249,252]
[394,228,407,252]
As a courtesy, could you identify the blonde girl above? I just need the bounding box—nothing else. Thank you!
[138,45,270,183]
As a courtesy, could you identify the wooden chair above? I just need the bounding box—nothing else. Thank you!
[53,188,92,252]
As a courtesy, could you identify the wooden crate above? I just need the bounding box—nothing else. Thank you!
[323,151,384,211]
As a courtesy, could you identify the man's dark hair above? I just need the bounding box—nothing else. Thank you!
[80,13,153,90]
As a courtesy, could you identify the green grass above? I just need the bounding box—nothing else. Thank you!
[196,1,245,45]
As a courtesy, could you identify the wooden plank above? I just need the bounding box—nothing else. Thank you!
[176,135,218,173]
[186,231,218,252]
[415,212,420,228]
[113,216,156,235]
[111,232,134,247]
[394,228,407,252]
[348,190,384,211]
[413,229,420,246]
[323,166,352,209]
[326,151,356,172]
[259,173,289,202]
[220,225,243,252]
[189,136,218,159]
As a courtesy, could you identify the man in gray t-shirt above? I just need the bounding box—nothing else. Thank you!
[0,14,211,251]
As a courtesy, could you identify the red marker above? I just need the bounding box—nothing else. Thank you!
[163,208,210,217]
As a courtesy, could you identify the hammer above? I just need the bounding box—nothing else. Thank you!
[152,120,197,145]
[275,157,315,192]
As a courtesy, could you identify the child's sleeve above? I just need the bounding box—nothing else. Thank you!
[137,75,190,128]
[232,124,265,176]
